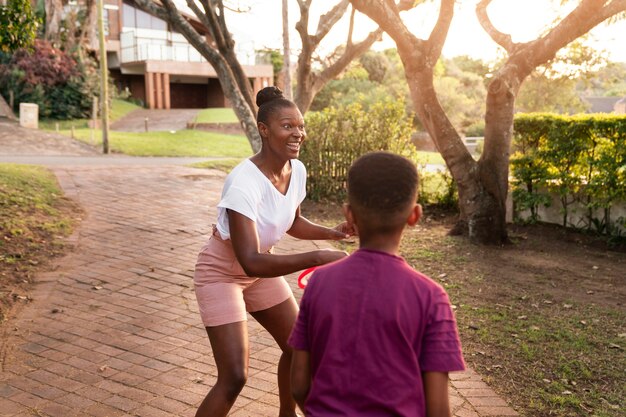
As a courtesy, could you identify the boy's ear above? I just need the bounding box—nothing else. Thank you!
[407,204,422,226]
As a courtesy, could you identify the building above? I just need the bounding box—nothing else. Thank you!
[582,96,626,114]
[100,0,273,109]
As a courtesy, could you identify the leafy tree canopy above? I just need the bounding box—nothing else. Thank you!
[0,0,39,52]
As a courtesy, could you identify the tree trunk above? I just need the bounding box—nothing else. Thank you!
[402,56,513,244]
[44,0,63,43]
[80,0,99,50]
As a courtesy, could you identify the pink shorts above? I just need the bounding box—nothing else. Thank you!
[193,231,293,327]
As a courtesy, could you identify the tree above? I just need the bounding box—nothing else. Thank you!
[0,0,39,52]
[44,0,63,43]
[293,1,386,112]
[350,0,626,244]
[360,51,389,83]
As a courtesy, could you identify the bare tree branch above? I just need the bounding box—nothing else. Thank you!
[186,0,214,37]
[312,0,350,46]
[476,0,515,53]
[426,0,454,60]
[346,6,356,47]
[294,0,383,112]
[317,28,382,89]
[532,0,626,64]
[350,1,425,64]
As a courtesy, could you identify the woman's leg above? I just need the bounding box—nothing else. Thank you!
[250,296,300,417]
[195,321,249,417]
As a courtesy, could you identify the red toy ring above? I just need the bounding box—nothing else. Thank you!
[297,267,317,289]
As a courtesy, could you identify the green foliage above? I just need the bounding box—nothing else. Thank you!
[517,75,589,114]
[0,0,39,52]
[0,40,98,119]
[512,113,626,234]
[359,51,389,83]
[581,62,626,97]
[465,120,485,137]
[256,49,283,85]
[451,55,491,80]
[189,158,242,173]
[429,56,487,133]
[67,128,252,158]
[0,163,72,251]
[309,64,395,112]
[517,39,606,114]
[195,108,239,124]
[301,98,417,201]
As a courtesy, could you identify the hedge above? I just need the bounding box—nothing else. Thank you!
[301,99,417,202]
[512,113,626,235]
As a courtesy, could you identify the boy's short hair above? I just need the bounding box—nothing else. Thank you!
[347,152,419,225]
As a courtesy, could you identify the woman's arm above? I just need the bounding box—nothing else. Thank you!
[228,210,347,278]
[287,206,356,240]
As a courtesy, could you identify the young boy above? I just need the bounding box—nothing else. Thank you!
[288,151,465,416]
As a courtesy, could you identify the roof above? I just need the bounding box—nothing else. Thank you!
[582,96,622,113]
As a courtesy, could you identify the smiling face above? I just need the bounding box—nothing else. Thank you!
[259,104,306,160]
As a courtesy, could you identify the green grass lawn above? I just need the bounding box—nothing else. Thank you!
[0,164,79,322]
[414,150,445,165]
[67,128,253,158]
[39,99,141,131]
[189,158,243,171]
[195,108,239,124]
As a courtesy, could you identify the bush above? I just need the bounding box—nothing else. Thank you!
[0,40,98,119]
[512,113,626,235]
[301,98,417,201]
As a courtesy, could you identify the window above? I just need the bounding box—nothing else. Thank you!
[122,2,168,30]
[136,8,151,29]
[122,3,135,27]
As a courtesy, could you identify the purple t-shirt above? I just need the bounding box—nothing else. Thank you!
[288,249,465,417]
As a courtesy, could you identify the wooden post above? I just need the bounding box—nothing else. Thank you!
[163,73,170,109]
[145,73,156,110]
[9,90,14,110]
[155,72,163,109]
[91,96,98,144]
[55,122,59,132]
[97,0,110,154]
[144,117,149,132]
[71,125,75,139]
[282,0,292,99]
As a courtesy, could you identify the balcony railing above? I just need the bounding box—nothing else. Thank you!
[120,30,205,63]
[119,30,254,65]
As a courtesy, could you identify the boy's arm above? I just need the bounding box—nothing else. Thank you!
[423,372,451,417]
[290,349,312,412]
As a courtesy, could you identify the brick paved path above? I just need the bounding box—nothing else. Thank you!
[0,164,518,417]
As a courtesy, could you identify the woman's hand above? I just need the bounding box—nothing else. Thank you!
[328,221,357,240]
[315,249,349,264]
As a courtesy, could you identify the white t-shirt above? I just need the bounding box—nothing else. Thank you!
[216,158,307,253]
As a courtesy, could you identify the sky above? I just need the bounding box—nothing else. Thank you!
[224,0,626,64]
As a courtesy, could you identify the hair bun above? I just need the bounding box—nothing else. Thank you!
[256,86,285,107]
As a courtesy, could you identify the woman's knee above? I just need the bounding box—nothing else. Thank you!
[219,367,248,397]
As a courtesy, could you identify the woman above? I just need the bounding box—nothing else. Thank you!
[193,86,352,417]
